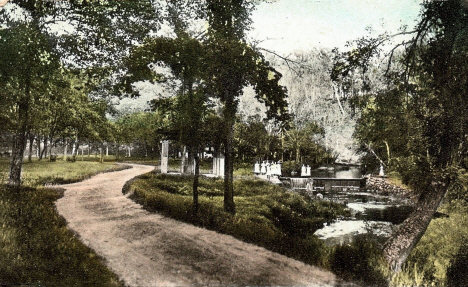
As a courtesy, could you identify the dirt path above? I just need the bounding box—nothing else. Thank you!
[56,164,340,286]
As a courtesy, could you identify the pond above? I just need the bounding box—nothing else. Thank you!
[310,165,363,179]
[310,166,413,245]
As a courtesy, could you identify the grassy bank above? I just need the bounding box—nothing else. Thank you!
[0,158,130,186]
[125,173,368,271]
[0,158,126,286]
[391,202,468,286]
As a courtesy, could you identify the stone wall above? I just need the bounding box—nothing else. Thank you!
[366,176,413,199]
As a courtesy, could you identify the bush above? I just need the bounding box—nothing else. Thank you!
[330,235,389,286]
[446,239,468,287]
[0,186,122,286]
[281,161,302,177]
[127,172,351,269]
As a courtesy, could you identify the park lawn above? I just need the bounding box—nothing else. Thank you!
[0,158,126,286]
[0,158,129,186]
[125,172,352,268]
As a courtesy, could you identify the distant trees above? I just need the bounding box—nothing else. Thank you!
[275,49,363,164]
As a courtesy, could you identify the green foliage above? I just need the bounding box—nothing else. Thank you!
[281,161,302,176]
[127,173,350,268]
[446,239,468,287]
[283,122,325,164]
[391,203,468,286]
[233,119,280,162]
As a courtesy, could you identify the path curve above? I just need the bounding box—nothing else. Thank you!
[56,164,340,286]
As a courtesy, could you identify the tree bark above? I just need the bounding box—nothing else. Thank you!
[28,132,34,162]
[181,146,187,173]
[192,148,200,216]
[8,100,29,188]
[41,136,48,159]
[63,141,68,161]
[223,109,235,214]
[383,179,446,271]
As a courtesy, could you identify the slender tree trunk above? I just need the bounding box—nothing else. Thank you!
[71,141,76,157]
[38,136,44,160]
[28,132,34,162]
[36,135,41,158]
[48,137,54,160]
[63,141,68,161]
[333,83,346,115]
[187,146,195,175]
[223,105,235,214]
[116,142,120,160]
[181,145,187,173]
[43,136,48,158]
[383,179,446,272]
[192,148,200,216]
[74,142,80,157]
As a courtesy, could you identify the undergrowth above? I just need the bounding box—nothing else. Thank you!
[0,185,123,286]
[0,158,126,286]
[125,173,391,280]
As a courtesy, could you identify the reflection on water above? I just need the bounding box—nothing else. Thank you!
[314,220,393,245]
[311,166,362,179]
[310,166,413,245]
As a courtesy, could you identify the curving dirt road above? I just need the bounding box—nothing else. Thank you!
[56,164,340,286]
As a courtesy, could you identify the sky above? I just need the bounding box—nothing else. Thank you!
[249,0,423,54]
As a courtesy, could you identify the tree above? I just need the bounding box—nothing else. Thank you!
[333,0,468,271]
[0,22,60,187]
[122,0,289,214]
[204,0,289,214]
[0,0,162,188]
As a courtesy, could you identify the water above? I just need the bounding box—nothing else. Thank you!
[310,166,362,179]
[310,166,413,245]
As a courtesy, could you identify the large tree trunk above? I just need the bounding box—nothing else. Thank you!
[8,100,29,188]
[8,130,27,188]
[383,179,447,271]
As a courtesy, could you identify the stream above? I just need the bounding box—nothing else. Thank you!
[310,166,413,245]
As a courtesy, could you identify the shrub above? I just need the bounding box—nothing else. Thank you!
[446,239,468,287]
[0,186,122,286]
[127,172,351,269]
[330,235,389,286]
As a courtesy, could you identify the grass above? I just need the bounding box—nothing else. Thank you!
[0,157,126,286]
[390,202,468,286]
[0,157,130,186]
[125,172,352,269]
